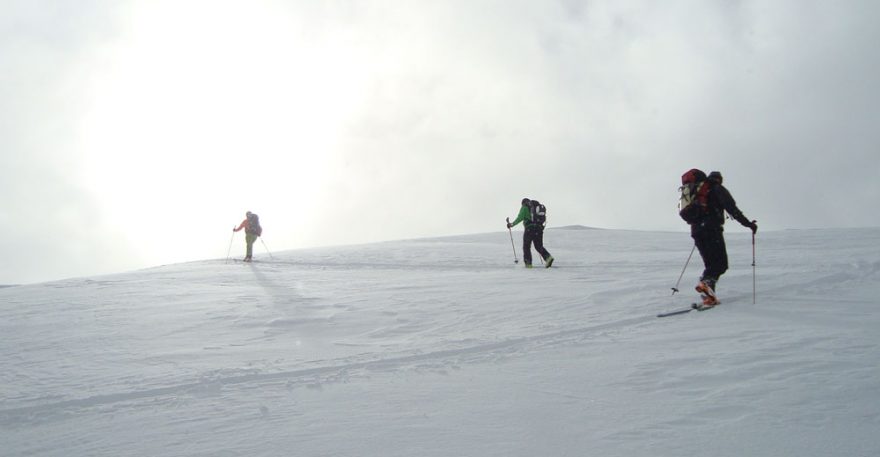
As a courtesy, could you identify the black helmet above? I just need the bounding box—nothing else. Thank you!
[708,171,723,184]
[521,198,530,205]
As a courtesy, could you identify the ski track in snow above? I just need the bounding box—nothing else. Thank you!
[2,228,880,456]
[0,313,656,425]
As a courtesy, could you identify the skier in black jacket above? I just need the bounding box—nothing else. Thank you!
[689,171,757,307]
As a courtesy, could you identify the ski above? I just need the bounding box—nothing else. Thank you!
[657,308,693,318]
[691,302,719,311]
[658,301,721,317]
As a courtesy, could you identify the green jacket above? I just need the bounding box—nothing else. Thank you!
[509,204,535,229]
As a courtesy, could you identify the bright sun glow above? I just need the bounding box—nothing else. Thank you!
[80,1,367,264]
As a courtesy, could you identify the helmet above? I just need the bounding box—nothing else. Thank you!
[708,171,723,184]
[521,198,530,206]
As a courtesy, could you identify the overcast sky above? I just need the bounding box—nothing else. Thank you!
[2,0,879,284]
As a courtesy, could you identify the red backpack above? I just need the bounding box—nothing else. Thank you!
[678,169,711,223]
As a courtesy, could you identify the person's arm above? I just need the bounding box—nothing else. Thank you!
[508,206,531,227]
[718,186,757,232]
[233,219,248,232]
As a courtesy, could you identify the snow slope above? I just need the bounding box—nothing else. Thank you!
[2,227,879,456]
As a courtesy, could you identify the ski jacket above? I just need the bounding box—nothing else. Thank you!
[234,219,258,236]
[509,204,539,230]
[692,182,752,234]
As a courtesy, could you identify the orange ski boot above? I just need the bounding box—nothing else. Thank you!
[695,280,719,310]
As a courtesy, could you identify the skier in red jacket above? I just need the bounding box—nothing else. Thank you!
[233,211,262,262]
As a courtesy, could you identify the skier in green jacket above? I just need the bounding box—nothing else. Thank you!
[507,198,554,268]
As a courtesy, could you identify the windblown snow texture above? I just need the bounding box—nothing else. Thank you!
[2,228,879,456]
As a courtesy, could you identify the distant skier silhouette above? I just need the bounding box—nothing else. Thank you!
[233,211,262,262]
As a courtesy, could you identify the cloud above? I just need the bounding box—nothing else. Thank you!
[2,0,879,284]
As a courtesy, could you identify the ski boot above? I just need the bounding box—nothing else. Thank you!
[695,280,719,309]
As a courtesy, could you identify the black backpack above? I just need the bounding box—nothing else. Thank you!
[530,200,547,227]
[247,213,263,236]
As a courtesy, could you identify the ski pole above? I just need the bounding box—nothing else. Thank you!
[752,225,757,304]
[225,230,236,264]
[672,244,696,295]
[506,218,519,264]
[260,237,274,259]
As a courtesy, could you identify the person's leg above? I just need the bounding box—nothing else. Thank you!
[522,229,534,266]
[692,231,718,304]
[245,233,256,260]
[693,231,712,282]
[704,232,728,291]
[533,229,552,261]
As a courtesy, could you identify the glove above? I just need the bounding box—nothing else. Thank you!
[506,223,512,229]
[749,221,758,234]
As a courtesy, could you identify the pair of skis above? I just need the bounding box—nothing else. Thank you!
[662,258,720,317]
[658,287,720,317]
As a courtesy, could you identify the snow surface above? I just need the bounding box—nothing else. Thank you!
[2,227,880,456]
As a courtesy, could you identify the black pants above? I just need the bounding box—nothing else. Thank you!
[692,228,728,286]
[523,226,551,266]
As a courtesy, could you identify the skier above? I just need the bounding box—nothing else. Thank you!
[233,211,262,262]
[684,171,757,307]
[507,198,554,268]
